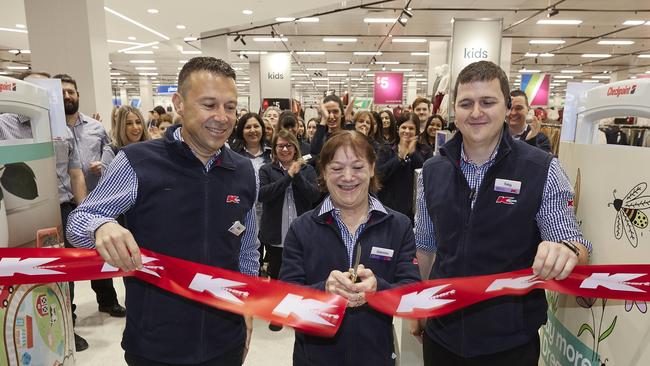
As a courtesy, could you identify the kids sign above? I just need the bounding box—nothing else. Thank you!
[373,72,404,104]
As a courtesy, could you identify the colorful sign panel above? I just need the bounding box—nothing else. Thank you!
[373,72,404,105]
[521,73,551,106]
[156,85,178,94]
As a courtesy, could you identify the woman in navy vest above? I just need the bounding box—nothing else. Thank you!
[280,130,420,366]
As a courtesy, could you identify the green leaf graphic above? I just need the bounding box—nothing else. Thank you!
[598,316,617,342]
[0,162,38,200]
[577,323,594,338]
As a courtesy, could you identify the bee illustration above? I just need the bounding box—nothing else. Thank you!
[609,182,650,248]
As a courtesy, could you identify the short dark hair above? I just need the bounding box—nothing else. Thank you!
[453,61,510,107]
[411,97,431,110]
[234,112,267,147]
[322,94,345,128]
[52,73,78,91]
[510,89,530,107]
[317,130,381,193]
[395,112,420,144]
[376,109,397,143]
[177,57,236,96]
[278,111,298,132]
[153,105,166,116]
[17,71,51,80]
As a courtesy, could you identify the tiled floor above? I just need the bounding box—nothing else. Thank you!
[71,279,294,366]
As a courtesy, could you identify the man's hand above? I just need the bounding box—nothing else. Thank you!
[525,116,541,141]
[95,222,142,272]
[89,161,102,175]
[325,270,358,307]
[91,112,102,123]
[351,264,377,307]
[243,315,253,363]
[410,319,426,344]
[344,96,356,122]
[532,241,579,280]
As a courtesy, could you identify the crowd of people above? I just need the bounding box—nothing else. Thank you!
[0,57,588,366]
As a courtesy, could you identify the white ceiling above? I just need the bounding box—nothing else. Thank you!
[2,0,650,101]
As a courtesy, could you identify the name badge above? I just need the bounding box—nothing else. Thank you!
[494,178,522,195]
[370,246,394,261]
[228,221,246,236]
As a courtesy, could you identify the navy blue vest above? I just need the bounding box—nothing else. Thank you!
[422,124,553,357]
[120,125,256,363]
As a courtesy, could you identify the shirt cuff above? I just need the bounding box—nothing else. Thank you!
[88,217,118,246]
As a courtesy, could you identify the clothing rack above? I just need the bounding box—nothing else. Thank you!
[599,124,650,147]
[540,123,562,155]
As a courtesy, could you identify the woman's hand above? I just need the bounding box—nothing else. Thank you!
[287,160,303,177]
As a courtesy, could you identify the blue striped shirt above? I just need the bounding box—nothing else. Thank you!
[319,195,387,267]
[414,143,591,255]
[67,127,260,276]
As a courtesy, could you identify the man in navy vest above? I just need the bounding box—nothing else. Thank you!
[412,61,590,365]
[67,57,259,366]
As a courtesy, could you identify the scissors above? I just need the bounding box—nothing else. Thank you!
[349,241,362,283]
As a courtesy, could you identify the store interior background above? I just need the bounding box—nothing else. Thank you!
[2,0,650,365]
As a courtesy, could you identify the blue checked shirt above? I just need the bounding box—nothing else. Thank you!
[67,127,261,276]
[414,143,591,255]
[319,195,388,267]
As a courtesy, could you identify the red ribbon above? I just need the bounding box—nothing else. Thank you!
[1,248,650,336]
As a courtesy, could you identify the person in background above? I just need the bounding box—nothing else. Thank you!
[305,118,318,143]
[377,109,398,146]
[263,119,275,142]
[53,73,126,320]
[507,89,552,153]
[67,56,259,366]
[258,129,320,331]
[263,105,281,131]
[101,105,149,170]
[277,111,310,157]
[412,97,432,132]
[239,108,249,118]
[418,114,446,150]
[378,113,432,222]
[310,94,346,157]
[413,61,590,365]
[296,117,306,141]
[280,130,420,365]
[231,112,272,172]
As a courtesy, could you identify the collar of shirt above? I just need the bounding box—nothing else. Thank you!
[460,141,499,169]
[511,124,529,140]
[173,127,221,171]
[318,195,387,217]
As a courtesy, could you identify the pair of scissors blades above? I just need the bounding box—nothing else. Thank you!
[349,241,362,283]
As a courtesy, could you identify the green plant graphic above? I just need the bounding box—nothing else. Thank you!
[0,162,39,202]
[576,297,616,363]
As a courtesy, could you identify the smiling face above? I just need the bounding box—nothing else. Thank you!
[323,145,374,211]
[275,137,296,165]
[454,78,507,149]
[414,102,431,123]
[306,120,317,139]
[172,71,237,162]
[398,120,417,142]
[380,112,391,128]
[124,112,144,144]
[426,118,443,137]
[243,117,263,145]
[323,101,342,130]
[507,95,529,132]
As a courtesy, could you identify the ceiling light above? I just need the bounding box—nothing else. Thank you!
[554,75,574,79]
[364,17,406,23]
[184,37,198,42]
[519,69,541,73]
[177,67,183,70]
[582,53,611,58]
[313,78,329,81]
[176,24,186,30]
[124,50,154,54]
[15,24,26,29]
[561,69,582,73]
[276,17,295,22]
[296,17,319,23]
[623,20,645,25]
[7,66,29,70]
[391,38,427,43]
[592,75,611,79]
[135,67,157,70]
[354,51,382,56]
[128,36,136,40]
[179,60,188,63]
[327,61,351,64]
[582,80,599,83]
[152,45,159,49]
[110,72,121,76]
[139,72,158,76]
[554,79,567,83]
[239,51,267,55]
[392,68,413,72]
[529,39,565,44]
[242,9,253,15]
[638,54,650,58]
[129,60,156,64]
[536,19,582,25]
[147,9,159,14]
[411,52,429,56]
[253,37,288,42]
[349,68,370,72]
[306,68,327,71]
[375,61,399,65]
[104,6,170,40]
[323,37,357,43]
[296,51,325,55]
[597,40,634,45]
[118,41,160,53]
[107,39,142,45]
[539,53,554,57]
[0,27,28,34]
[524,52,539,57]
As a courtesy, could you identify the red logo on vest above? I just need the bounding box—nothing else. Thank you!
[496,196,517,205]
[226,195,240,204]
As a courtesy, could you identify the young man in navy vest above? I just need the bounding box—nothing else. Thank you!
[67,57,259,366]
[412,61,590,365]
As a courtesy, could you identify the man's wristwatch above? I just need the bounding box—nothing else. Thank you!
[560,240,580,258]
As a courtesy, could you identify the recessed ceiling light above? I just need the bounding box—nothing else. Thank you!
[129,60,156,64]
[104,7,170,40]
[242,9,253,15]
[597,40,634,45]
[519,69,541,73]
[638,54,650,58]
[128,36,136,40]
[253,37,288,42]
[539,53,554,57]
[391,38,427,43]
[524,52,539,57]
[582,80,599,83]
[0,27,28,34]
[184,37,198,42]
[392,68,413,72]
[411,52,429,56]
[375,61,399,65]
[306,68,327,71]
[561,69,583,73]
[536,19,582,25]
[554,75,574,79]
[176,25,186,30]
[147,9,159,14]
[354,51,382,56]
[7,66,29,70]
[179,60,188,63]
[349,68,370,72]
[592,75,611,79]
[296,51,325,55]
[529,39,565,44]
[239,51,267,55]
[623,20,645,25]
[582,53,611,58]
[15,24,26,29]
[152,45,159,49]
[135,67,157,70]
[110,72,121,76]
[107,39,142,45]
[138,72,158,76]
[276,17,295,22]
[296,17,319,23]
[327,61,351,65]
[323,37,357,43]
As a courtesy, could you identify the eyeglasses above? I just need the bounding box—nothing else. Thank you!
[276,144,295,151]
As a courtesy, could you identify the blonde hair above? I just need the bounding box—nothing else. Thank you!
[113,106,149,148]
